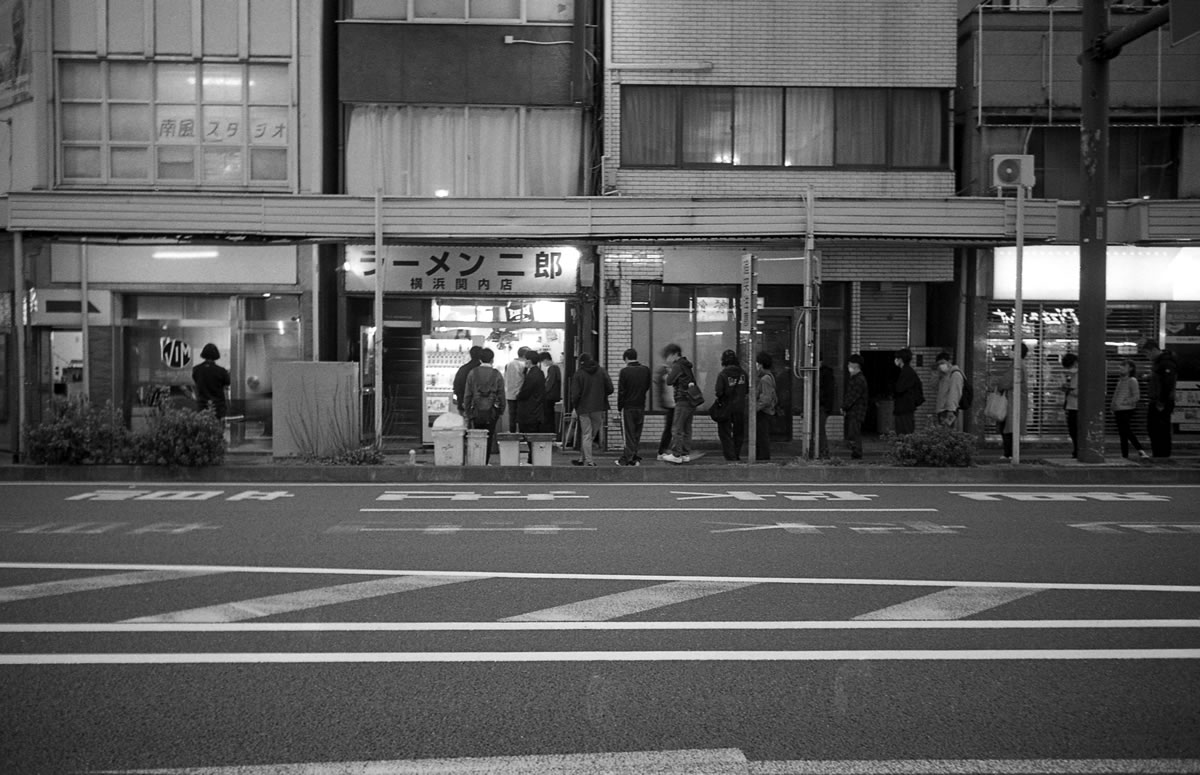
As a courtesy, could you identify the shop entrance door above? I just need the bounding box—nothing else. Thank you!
[361,323,423,445]
[755,311,795,441]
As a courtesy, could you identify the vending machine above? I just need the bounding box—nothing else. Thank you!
[422,337,479,443]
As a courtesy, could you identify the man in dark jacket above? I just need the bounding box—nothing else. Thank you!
[1141,338,1178,458]
[452,345,482,413]
[842,353,869,460]
[515,348,546,434]
[539,351,562,439]
[891,347,923,435]
[714,349,748,461]
[464,348,505,464]
[569,352,613,466]
[661,343,700,464]
[616,348,652,466]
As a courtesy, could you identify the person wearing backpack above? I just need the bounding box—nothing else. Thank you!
[661,343,700,464]
[935,351,965,428]
[464,347,506,464]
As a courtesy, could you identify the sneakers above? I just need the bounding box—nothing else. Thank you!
[615,459,639,466]
[680,455,691,463]
[1139,450,1151,460]
[656,453,669,461]
[660,453,685,464]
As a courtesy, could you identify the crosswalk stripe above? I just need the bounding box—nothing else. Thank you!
[853,586,1042,621]
[122,575,487,623]
[501,580,758,622]
[0,570,221,604]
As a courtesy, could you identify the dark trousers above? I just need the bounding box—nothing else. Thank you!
[717,412,746,460]
[1113,409,1144,458]
[506,399,519,433]
[1066,409,1078,457]
[844,414,863,459]
[1002,432,1014,458]
[472,417,498,464]
[755,411,772,460]
[893,412,915,435]
[658,408,675,455]
[1147,403,1173,458]
[543,402,558,440]
[620,407,645,463]
[818,407,830,457]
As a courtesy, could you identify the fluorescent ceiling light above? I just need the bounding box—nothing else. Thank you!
[152,250,219,260]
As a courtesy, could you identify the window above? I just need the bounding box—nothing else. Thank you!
[348,0,572,22]
[1031,126,1180,200]
[57,60,291,187]
[621,85,947,170]
[345,104,586,197]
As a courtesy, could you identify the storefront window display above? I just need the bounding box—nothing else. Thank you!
[123,294,302,447]
[984,302,1158,440]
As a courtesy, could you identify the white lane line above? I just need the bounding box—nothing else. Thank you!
[6,482,1198,488]
[0,569,221,604]
[5,619,1199,633]
[122,575,487,624]
[3,562,1198,593]
[501,580,758,622]
[854,587,1043,621]
[4,649,1200,665]
[360,508,940,513]
[750,759,1200,774]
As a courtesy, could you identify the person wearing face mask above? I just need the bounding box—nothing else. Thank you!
[1060,352,1079,458]
[842,354,869,460]
[538,351,562,439]
[934,351,964,427]
[891,348,923,435]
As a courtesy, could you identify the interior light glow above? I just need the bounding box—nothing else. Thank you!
[152,250,219,260]
[434,189,450,198]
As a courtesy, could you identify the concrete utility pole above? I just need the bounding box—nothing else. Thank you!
[1076,0,1170,463]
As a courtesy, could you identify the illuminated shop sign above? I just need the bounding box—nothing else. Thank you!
[343,245,579,295]
[993,246,1200,301]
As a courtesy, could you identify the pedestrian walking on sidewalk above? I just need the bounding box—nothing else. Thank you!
[842,354,868,460]
[569,352,613,467]
[1060,353,1079,458]
[1111,358,1149,460]
[616,348,651,466]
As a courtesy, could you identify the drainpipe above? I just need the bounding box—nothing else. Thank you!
[13,231,25,462]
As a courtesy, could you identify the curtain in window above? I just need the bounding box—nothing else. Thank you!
[526,109,583,196]
[734,88,781,166]
[682,88,733,164]
[467,108,519,196]
[891,89,943,168]
[621,87,678,166]
[835,89,886,166]
[784,87,833,166]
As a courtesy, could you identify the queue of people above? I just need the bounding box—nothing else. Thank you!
[449,337,1180,464]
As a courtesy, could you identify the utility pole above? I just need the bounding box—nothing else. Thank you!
[1076,0,1171,463]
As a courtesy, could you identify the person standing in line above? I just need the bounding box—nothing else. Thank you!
[661,343,701,464]
[714,349,749,462]
[464,347,506,465]
[616,348,652,466]
[452,345,482,413]
[1111,358,1149,460]
[891,347,923,436]
[754,351,778,461]
[192,343,231,420]
[818,361,835,458]
[515,348,546,434]
[996,343,1030,460]
[504,346,530,433]
[1141,338,1178,459]
[569,352,613,467]
[538,351,562,439]
[934,351,964,428]
[654,355,677,460]
[842,354,869,460]
[1060,353,1079,458]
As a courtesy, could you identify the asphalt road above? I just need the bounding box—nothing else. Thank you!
[1,481,1198,774]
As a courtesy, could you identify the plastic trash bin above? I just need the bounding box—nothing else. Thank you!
[464,429,490,466]
[496,433,523,466]
[432,428,465,466]
[525,433,555,466]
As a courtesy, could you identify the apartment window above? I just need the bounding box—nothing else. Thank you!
[348,0,572,22]
[58,60,291,187]
[622,86,947,170]
[345,104,586,197]
[1032,125,1180,200]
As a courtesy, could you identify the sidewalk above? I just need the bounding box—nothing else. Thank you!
[4,436,1198,484]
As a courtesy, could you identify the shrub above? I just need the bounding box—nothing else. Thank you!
[325,445,387,466]
[129,406,226,467]
[24,399,131,464]
[885,424,976,467]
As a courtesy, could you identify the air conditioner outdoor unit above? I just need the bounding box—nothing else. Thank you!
[991,154,1035,189]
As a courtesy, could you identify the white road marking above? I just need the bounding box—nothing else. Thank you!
[5,619,1198,633]
[854,587,1043,621]
[80,755,1200,775]
[359,508,941,513]
[5,649,1200,665]
[122,575,487,623]
[0,569,221,603]
[6,482,1197,488]
[3,561,1198,593]
[502,580,758,622]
